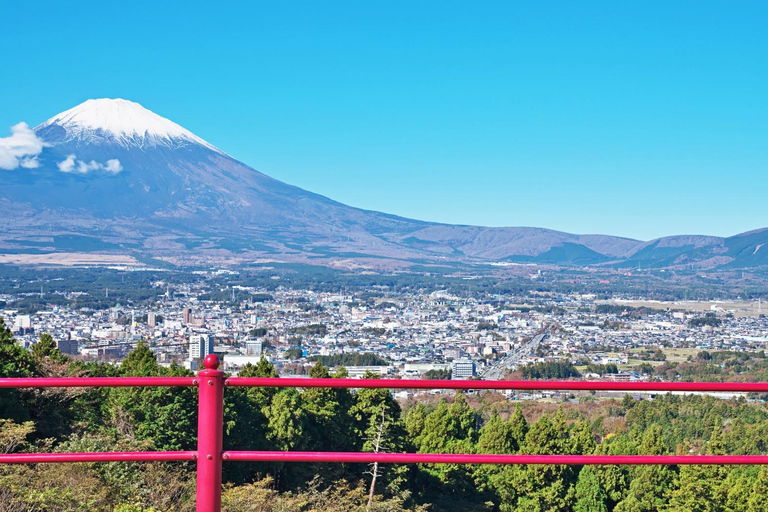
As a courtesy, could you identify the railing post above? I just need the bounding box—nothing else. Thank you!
[197,354,224,512]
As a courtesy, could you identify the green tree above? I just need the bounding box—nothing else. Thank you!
[223,356,280,484]
[405,402,428,441]
[31,333,61,361]
[349,372,409,496]
[106,342,197,450]
[668,428,728,512]
[615,426,675,512]
[476,410,518,455]
[746,465,768,511]
[574,466,608,512]
[414,394,478,495]
[301,362,356,452]
[0,318,35,422]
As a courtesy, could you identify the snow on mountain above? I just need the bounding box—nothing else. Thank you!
[6,97,765,270]
[35,98,222,153]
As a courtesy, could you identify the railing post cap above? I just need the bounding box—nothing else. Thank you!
[203,354,220,370]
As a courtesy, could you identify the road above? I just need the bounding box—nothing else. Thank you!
[482,330,548,381]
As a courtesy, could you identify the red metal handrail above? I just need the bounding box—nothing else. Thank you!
[0,377,197,388]
[222,451,768,465]
[226,376,768,392]
[0,451,197,463]
[1,353,767,512]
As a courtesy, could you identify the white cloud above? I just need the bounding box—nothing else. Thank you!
[0,122,45,170]
[104,159,123,173]
[58,154,123,174]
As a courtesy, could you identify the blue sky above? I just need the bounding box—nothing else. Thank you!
[2,1,766,241]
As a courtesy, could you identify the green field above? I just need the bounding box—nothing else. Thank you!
[662,347,701,364]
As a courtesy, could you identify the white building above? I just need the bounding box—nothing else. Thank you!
[15,315,31,330]
[189,334,214,361]
[245,340,263,357]
[452,359,476,380]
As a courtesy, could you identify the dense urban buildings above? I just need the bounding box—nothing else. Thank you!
[3,271,767,398]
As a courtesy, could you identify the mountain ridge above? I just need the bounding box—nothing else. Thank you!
[0,98,765,270]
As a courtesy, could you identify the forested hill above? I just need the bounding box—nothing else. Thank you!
[4,319,768,511]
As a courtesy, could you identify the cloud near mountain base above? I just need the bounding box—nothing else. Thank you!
[57,154,123,174]
[0,122,45,170]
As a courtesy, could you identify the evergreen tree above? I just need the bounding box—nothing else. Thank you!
[476,410,518,455]
[615,426,675,512]
[404,402,428,441]
[593,435,632,508]
[31,333,61,361]
[508,404,529,448]
[574,466,608,512]
[106,342,197,450]
[223,358,279,484]
[668,428,729,512]
[0,318,35,422]
[414,394,478,495]
[746,465,768,511]
[301,362,355,451]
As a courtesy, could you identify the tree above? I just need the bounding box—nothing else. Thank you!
[302,362,356,452]
[667,428,728,512]
[350,372,409,498]
[405,402,428,441]
[511,409,577,511]
[746,465,768,511]
[473,409,524,501]
[422,368,451,380]
[614,426,675,512]
[476,410,518,455]
[0,318,35,422]
[31,333,61,360]
[574,466,608,512]
[106,342,197,450]
[284,348,303,359]
[414,394,478,495]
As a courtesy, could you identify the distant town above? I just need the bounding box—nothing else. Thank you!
[4,267,768,401]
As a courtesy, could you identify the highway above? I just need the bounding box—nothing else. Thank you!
[482,329,549,381]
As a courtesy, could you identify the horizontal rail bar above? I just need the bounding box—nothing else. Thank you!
[225,377,768,393]
[0,451,197,464]
[223,451,768,465]
[0,377,198,388]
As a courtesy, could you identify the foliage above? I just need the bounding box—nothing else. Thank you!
[288,323,328,336]
[521,361,580,379]
[308,352,390,367]
[689,316,723,328]
[6,326,768,510]
[284,348,304,359]
[422,368,451,380]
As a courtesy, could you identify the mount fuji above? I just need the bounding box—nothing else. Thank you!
[0,98,766,270]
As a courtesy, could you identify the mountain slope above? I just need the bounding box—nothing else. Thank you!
[0,98,765,269]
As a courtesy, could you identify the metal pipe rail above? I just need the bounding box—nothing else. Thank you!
[226,376,768,392]
[2,353,767,512]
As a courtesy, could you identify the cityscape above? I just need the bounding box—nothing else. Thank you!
[6,270,768,394]
[2,1,768,511]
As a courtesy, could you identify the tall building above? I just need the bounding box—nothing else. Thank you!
[182,307,192,325]
[57,338,79,355]
[147,312,157,328]
[245,340,263,357]
[189,334,214,361]
[452,359,476,380]
[15,315,31,330]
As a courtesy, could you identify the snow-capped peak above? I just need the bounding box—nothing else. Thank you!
[35,98,222,153]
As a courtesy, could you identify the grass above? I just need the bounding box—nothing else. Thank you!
[662,347,701,364]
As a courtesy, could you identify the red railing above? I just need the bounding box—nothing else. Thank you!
[2,354,768,512]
